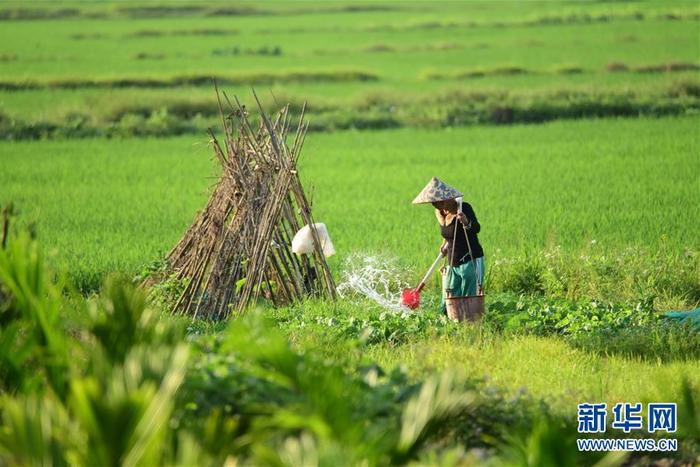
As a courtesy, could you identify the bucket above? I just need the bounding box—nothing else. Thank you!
[446,294,485,322]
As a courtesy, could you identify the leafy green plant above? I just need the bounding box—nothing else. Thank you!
[0,232,70,397]
[498,416,627,467]
[0,233,191,465]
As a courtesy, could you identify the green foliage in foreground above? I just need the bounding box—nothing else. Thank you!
[260,293,700,418]
[266,292,700,363]
[4,234,700,465]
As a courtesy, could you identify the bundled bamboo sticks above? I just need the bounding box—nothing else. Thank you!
[164,88,336,319]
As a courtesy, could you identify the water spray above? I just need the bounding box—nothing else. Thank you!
[337,254,411,313]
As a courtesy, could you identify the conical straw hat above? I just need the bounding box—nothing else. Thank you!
[412,177,462,204]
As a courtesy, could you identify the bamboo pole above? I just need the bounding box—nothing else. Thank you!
[163,87,336,318]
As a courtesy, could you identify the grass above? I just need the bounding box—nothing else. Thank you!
[13,239,698,466]
[3,76,698,117]
[1,116,698,306]
[0,69,379,90]
[0,137,213,290]
[263,292,700,421]
[3,80,699,139]
[0,1,697,134]
[251,292,700,461]
[1,18,695,77]
[2,237,699,464]
[365,332,700,416]
[2,1,700,462]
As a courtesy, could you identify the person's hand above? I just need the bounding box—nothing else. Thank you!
[457,212,470,227]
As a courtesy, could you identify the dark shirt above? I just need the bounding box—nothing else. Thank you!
[440,202,484,266]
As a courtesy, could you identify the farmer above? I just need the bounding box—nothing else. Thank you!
[412,177,484,313]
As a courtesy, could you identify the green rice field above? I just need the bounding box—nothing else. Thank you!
[1,1,699,465]
[1,117,698,305]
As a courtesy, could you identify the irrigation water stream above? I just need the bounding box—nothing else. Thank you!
[337,254,414,313]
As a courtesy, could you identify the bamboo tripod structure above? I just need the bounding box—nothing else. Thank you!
[165,88,336,319]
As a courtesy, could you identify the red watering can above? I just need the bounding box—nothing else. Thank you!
[401,252,443,310]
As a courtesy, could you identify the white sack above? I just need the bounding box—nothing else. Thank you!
[291,223,335,257]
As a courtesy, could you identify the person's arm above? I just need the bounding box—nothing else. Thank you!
[458,203,480,233]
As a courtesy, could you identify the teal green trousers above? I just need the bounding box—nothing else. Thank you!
[439,257,484,313]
